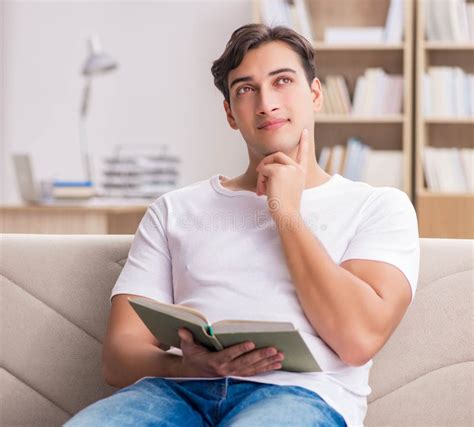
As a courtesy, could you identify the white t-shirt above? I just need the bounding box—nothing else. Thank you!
[111,173,420,427]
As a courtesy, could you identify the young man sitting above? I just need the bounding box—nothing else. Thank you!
[65,23,419,427]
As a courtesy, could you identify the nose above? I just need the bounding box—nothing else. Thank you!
[256,86,280,116]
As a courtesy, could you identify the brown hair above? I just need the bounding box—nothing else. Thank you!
[211,23,316,104]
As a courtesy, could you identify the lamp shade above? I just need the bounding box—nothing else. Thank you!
[81,35,118,76]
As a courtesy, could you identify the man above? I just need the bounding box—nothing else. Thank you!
[65,24,419,427]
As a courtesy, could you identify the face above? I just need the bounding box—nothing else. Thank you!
[224,41,322,159]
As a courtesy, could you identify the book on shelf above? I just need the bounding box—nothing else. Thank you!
[318,138,403,190]
[384,0,404,43]
[424,0,474,42]
[424,67,474,118]
[320,70,402,116]
[324,26,385,44]
[352,68,403,115]
[259,0,314,42]
[320,75,351,115]
[291,0,315,42]
[323,0,404,44]
[329,144,345,175]
[423,147,473,193]
[362,150,403,189]
[128,296,321,373]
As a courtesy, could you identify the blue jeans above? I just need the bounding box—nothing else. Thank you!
[64,377,347,426]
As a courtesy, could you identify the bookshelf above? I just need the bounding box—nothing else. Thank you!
[254,0,414,199]
[415,0,474,238]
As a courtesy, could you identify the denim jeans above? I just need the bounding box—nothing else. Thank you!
[64,377,347,427]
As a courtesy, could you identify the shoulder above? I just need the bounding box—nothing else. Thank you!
[362,186,414,216]
[145,176,215,223]
[331,175,413,213]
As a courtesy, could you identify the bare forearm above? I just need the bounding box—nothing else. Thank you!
[275,214,386,362]
[102,334,184,388]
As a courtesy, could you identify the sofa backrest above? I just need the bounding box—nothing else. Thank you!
[0,234,472,426]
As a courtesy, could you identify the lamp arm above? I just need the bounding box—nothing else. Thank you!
[79,78,93,182]
[80,78,91,118]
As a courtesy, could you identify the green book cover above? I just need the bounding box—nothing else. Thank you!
[128,296,321,373]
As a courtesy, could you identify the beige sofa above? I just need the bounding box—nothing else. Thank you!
[0,234,472,426]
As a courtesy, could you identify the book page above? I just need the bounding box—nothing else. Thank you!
[128,296,209,326]
[213,320,295,334]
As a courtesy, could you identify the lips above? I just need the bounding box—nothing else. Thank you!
[257,118,289,130]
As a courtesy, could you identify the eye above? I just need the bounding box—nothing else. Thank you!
[277,76,293,85]
[236,86,254,96]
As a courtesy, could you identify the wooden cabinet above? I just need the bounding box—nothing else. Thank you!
[0,205,147,235]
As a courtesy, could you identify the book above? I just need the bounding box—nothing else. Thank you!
[424,67,474,118]
[290,0,315,43]
[52,180,95,199]
[318,146,331,171]
[329,145,345,175]
[460,148,474,192]
[128,296,321,373]
[423,147,473,193]
[259,0,292,27]
[362,150,403,189]
[425,0,472,42]
[324,26,385,44]
[384,0,404,43]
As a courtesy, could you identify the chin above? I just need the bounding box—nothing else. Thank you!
[261,136,298,156]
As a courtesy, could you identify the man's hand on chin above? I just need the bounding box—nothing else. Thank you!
[255,128,309,222]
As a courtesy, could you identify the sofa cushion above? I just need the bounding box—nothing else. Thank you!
[0,234,472,426]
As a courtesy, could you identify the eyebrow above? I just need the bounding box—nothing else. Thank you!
[229,68,297,90]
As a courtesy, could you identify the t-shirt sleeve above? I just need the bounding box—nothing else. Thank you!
[339,187,420,305]
[110,199,173,305]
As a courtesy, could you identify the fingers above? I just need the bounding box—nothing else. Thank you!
[226,346,282,372]
[238,351,285,376]
[256,173,267,196]
[257,164,284,181]
[179,328,208,353]
[256,152,296,172]
[178,328,194,343]
[217,341,256,363]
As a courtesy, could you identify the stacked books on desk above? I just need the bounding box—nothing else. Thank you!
[100,146,180,199]
[52,181,95,199]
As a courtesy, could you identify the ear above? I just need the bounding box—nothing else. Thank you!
[223,99,239,130]
[310,78,323,113]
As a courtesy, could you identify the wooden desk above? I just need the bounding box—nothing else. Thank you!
[0,204,148,234]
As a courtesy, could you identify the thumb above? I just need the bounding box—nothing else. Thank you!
[178,328,195,347]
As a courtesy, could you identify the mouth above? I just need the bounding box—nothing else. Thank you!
[257,119,289,131]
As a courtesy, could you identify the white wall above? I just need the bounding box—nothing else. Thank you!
[1,0,253,203]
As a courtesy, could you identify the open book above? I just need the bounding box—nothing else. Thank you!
[128,296,321,373]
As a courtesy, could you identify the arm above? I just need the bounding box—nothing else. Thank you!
[274,214,412,367]
[102,294,184,388]
[255,129,414,367]
[102,294,285,388]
